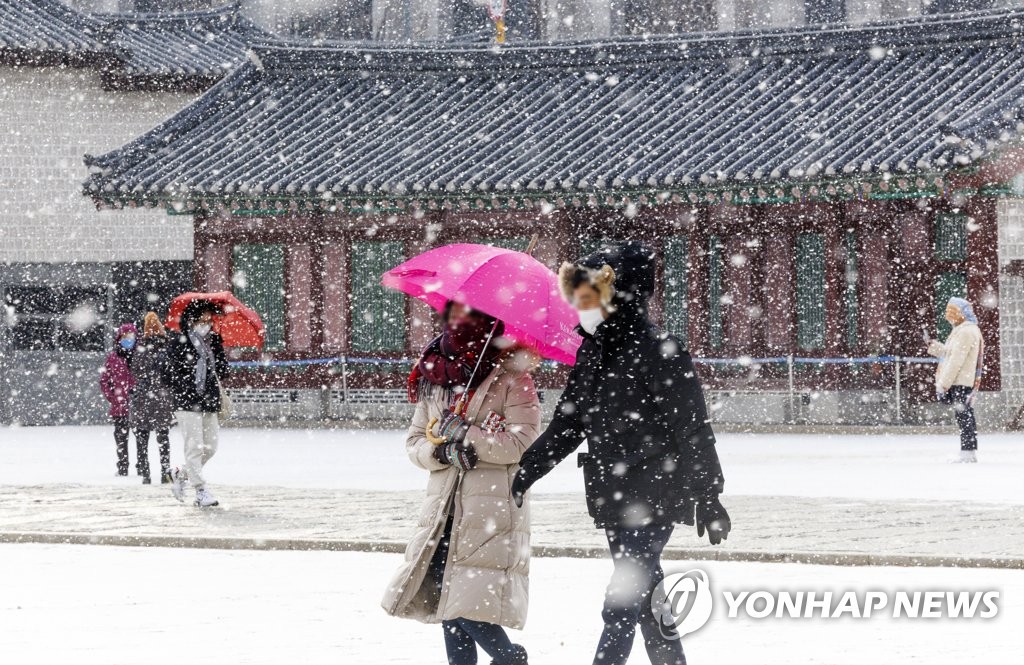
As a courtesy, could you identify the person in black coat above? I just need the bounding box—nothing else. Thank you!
[163,300,229,508]
[511,241,730,665]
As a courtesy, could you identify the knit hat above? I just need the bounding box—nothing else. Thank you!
[143,312,165,337]
[114,323,138,342]
[947,297,978,324]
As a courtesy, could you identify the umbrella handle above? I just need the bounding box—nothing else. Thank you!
[426,417,447,446]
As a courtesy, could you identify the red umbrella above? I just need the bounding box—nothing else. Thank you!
[166,291,265,349]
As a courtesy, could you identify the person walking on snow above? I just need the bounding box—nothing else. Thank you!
[511,241,730,665]
[164,301,228,507]
[100,323,138,477]
[129,312,175,485]
[928,296,984,463]
[382,301,540,665]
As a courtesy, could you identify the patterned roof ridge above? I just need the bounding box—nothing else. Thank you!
[97,1,272,84]
[83,7,1024,210]
[0,0,105,63]
[252,6,1024,74]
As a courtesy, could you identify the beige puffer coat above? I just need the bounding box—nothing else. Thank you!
[929,321,983,390]
[381,349,541,630]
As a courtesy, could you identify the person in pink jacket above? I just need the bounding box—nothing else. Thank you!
[100,323,138,476]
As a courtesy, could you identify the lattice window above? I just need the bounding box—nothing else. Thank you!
[233,244,286,350]
[350,240,406,353]
[935,213,967,261]
[663,236,689,347]
[796,233,826,350]
[707,235,724,349]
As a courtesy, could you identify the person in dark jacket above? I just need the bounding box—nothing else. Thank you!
[100,323,138,476]
[511,241,730,665]
[164,300,228,508]
[130,312,175,485]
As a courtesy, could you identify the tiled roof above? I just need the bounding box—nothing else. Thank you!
[85,8,1024,211]
[99,3,271,85]
[0,0,267,88]
[0,0,105,62]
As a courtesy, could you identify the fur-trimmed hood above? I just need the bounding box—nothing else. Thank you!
[558,241,656,311]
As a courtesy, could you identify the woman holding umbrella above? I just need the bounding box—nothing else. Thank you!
[382,298,541,665]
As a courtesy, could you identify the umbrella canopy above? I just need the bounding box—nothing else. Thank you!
[381,244,582,365]
[166,291,265,349]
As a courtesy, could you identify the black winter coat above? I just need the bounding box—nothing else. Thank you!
[129,336,174,430]
[517,308,724,528]
[164,331,229,413]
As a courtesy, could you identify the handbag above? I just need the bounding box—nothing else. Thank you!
[215,373,232,420]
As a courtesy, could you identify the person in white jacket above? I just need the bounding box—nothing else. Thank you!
[927,297,984,463]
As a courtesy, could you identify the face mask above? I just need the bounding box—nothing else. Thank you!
[578,307,605,335]
[119,338,135,350]
[192,323,212,337]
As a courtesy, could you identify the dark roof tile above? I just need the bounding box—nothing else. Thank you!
[85,8,1024,208]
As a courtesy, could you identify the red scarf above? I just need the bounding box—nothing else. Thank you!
[407,316,503,403]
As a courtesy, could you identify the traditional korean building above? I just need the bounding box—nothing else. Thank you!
[84,8,1024,425]
[0,0,269,424]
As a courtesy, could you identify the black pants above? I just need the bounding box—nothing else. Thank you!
[134,429,171,480]
[429,515,518,665]
[595,522,686,665]
[945,386,978,451]
[113,416,130,475]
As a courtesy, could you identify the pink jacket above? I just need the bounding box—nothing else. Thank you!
[100,324,137,419]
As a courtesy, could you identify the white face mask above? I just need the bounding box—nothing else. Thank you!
[577,307,605,335]
[192,322,212,337]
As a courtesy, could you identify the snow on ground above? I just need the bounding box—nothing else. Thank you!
[0,544,1020,665]
[2,425,1022,503]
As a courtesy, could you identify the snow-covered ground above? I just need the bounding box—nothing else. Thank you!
[2,425,1022,503]
[1,544,1020,665]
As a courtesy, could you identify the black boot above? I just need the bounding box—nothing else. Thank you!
[136,434,151,484]
[161,469,173,484]
[491,645,528,665]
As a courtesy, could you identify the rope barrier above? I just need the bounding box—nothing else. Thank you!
[230,355,940,368]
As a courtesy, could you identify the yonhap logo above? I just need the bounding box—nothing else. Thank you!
[651,569,714,640]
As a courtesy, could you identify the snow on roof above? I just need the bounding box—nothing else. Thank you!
[83,7,1024,212]
[98,3,272,86]
[0,0,105,62]
[0,0,268,88]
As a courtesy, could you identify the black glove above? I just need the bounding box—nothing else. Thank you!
[511,468,530,508]
[696,495,731,545]
[437,409,470,445]
[433,440,478,471]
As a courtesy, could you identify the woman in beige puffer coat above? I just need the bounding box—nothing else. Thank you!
[928,296,984,462]
[382,302,540,665]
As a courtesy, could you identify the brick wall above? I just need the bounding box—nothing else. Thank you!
[0,66,196,264]
[997,198,1024,417]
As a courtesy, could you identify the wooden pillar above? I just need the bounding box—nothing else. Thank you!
[688,209,710,355]
[762,209,793,352]
[204,243,231,292]
[286,243,313,352]
[821,205,846,360]
[849,202,891,352]
[406,212,445,355]
[321,233,348,353]
[890,203,931,358]
[964,196,1002,390]
[724,233,754,351]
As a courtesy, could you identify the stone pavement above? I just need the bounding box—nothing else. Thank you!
[2,484,1022,568]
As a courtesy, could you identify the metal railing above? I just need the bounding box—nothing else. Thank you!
[229,354,940,424]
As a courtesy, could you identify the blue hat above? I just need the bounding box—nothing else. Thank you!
[947,297,978,324]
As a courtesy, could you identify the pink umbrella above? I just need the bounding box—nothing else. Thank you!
[381,243,583,365]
